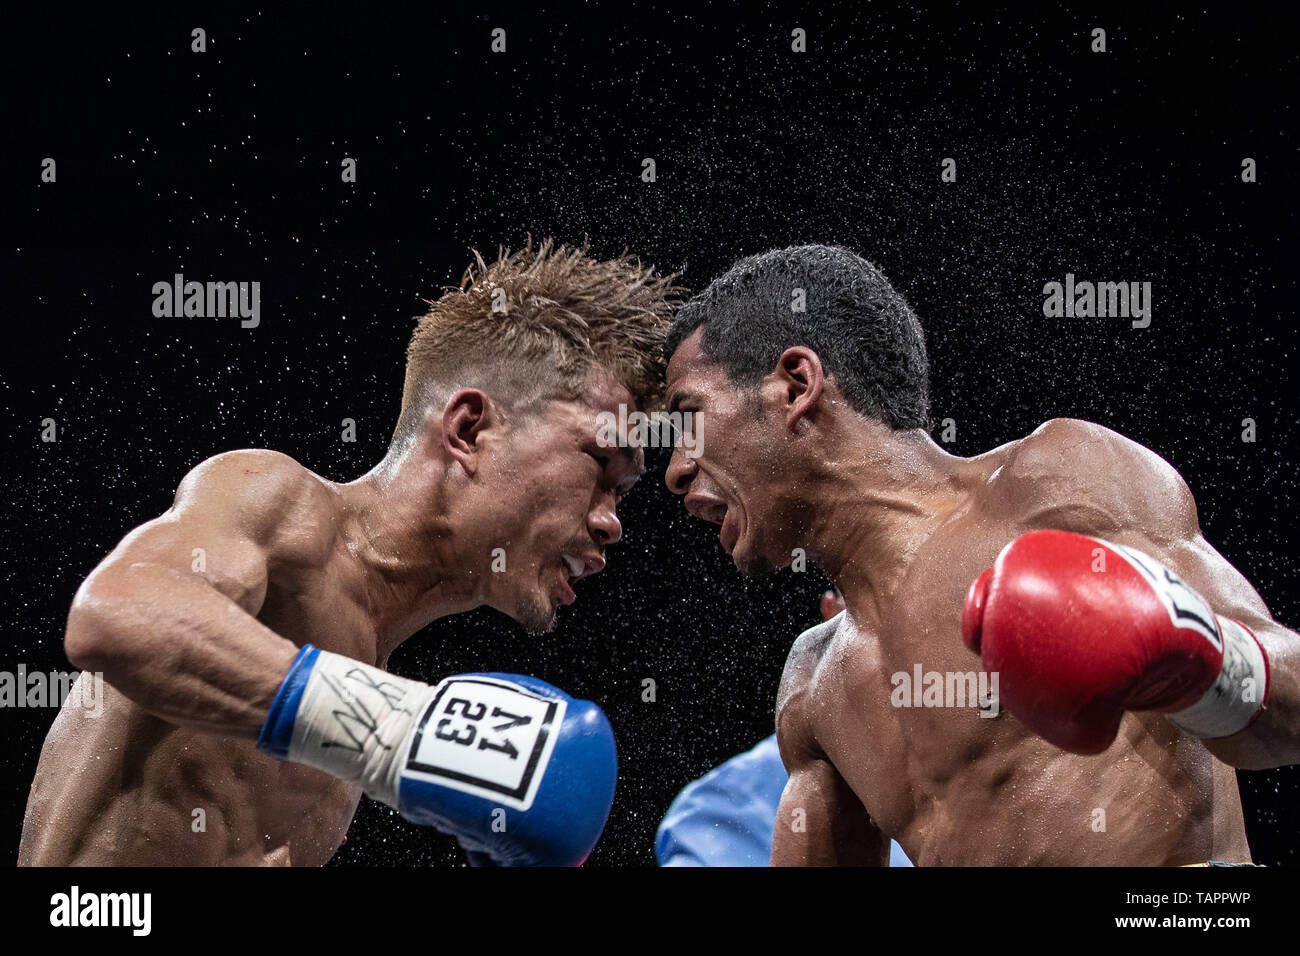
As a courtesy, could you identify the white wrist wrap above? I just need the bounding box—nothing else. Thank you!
[286,650,436,808]
[1168,617,1268,739]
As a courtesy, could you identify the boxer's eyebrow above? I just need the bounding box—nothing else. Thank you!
[591,427,642,473]
[617,444,645,477]
[611,446,645,497]
[667,390,702,415]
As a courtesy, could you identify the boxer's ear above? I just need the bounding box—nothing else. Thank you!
[820,589,845,622]
[441,388,493,476]
[768,346,825,429]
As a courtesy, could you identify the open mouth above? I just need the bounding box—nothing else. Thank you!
[555,552,599,605]
[556,562,578,606]
[719,511,739,554]
[685,494,737,553]
[685,494,727,526]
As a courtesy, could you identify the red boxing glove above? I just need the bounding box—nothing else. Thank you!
[962,529,1270,755]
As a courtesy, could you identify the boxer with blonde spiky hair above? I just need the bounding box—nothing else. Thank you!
[21,238,680,867]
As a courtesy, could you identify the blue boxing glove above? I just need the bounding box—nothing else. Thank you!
[257,646,617,866]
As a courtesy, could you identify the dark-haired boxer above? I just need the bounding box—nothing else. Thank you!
[20,240,677,866]
[664,244,1296,865]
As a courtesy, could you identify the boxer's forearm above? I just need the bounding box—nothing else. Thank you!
[1089,529,1300,768]
[1154,538,1300,768]
[1200,620,1300,770]
[65,560,298,737]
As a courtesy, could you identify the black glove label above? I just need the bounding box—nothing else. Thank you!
[1109,540,1221,652]
[404,677,564,810]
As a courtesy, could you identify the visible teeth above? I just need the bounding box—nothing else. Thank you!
[562,554,584,579]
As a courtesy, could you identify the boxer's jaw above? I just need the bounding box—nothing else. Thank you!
[335,375,635,646]
[471,489,584,634]
[665,332,804,575]
[493,529,602,636]
[476,372,639,633]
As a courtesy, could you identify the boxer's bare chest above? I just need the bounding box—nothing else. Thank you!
[260,545,382,665]
[795,492,1232,863]
[219,546,384,858]
[810,507,1023,839]
[53,546,382,865]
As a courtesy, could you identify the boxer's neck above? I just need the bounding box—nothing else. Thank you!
[337,455,487,661]
[805,423,975,611]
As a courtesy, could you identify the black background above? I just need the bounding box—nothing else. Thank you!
[4,3,1297,866]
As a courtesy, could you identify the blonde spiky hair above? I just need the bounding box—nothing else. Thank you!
[393,237,681,449]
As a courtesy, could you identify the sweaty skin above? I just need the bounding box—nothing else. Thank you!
[663,330,1296,865]
[20,460,364,866]
[772,423,1255,865]
[20,374,641,866]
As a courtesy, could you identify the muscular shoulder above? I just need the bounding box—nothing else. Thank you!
[990,418,1200,543]
[777,612,842,709]
[173,449,338,558]
[775,612,843,760]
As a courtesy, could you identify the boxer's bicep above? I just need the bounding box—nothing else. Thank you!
[1144,532,1275,632]
[1073,438,1275,631]
[770,765,818,865]
[64,452,309,729]
[771,757,886,866]
[1088,437,1300,766]
[1029,428,1293,686]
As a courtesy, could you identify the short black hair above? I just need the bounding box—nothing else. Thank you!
[666,245,931,430]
